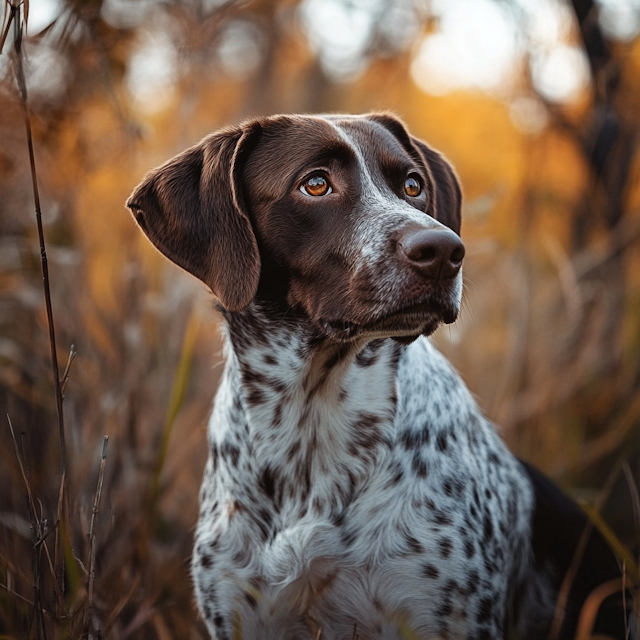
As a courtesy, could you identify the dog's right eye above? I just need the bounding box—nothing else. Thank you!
[404,175,422,197]
[300,175,332,197]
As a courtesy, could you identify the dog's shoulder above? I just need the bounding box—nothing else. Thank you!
[396,338,520,472]
[394,339,535,556]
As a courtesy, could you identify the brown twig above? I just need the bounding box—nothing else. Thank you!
[34,520,59,549]
[7,418,40,541]
[38,525,66,613]
[12,0,69,604]
[0,1,16,53]
[574,578,628,640]
[60,344,77,398]
[1,581,54,616]
[623,562,629,640]
[84,436,109,634]
[579,392,640,470]
[622,464,640,553]
[622,464,640,638]
[573,215,640,281]
[103,573,141,634]
[7,415,45,640]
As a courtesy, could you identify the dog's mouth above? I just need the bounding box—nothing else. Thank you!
[319,299,458,342]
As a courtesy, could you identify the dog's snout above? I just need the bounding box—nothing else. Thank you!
[399,228,465,279]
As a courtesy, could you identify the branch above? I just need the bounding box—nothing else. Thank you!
[84,436,109,635]
[12,0,70,606]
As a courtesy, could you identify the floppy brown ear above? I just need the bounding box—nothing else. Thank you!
[367,113,462,235]
[126,122,262,311]
[410,137,462,235]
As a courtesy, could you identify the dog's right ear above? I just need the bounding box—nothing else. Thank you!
[126,122,262,311]
[367,113,462,235]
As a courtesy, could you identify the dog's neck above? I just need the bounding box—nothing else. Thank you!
[215,303,402,515]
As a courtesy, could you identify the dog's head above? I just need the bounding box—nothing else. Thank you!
[127,113,464,342]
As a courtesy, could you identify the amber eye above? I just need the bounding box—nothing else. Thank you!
[301,175,331,197]
[404,175,422,197]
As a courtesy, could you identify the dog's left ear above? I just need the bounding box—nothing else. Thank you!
[126,121,263,311]
[367,114,462,235]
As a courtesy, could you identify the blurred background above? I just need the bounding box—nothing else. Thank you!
[1,0,639,637]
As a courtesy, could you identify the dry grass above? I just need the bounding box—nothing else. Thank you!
[1,6,212,636]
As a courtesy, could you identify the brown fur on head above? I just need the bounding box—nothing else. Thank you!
[126,114,462,330]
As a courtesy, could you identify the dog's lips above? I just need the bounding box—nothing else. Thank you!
[319,298,458,341]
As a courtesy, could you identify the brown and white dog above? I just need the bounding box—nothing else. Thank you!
[127,114,630,640]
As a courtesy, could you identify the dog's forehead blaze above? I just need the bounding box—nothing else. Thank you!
[331,117,418,172]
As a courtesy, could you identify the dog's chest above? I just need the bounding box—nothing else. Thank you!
[193,329,533,639]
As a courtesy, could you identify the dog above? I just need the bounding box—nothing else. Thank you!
[127,113,631,640]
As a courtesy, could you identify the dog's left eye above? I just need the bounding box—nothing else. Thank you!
[404,175,422,197]
[301,175,332,197]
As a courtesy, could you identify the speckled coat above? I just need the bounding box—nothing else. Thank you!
[191,309,538,640]
[127,113,628,640]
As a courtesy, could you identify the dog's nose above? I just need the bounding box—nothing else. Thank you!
[399,228,465,279]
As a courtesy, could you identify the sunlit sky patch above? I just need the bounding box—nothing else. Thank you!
[24,0,60,35]
[125,28,178,112]
[300,0,381,79]
[598,0,640,40]
[410,0,518,96]
[217,20,264,79]
[411,0,593,103]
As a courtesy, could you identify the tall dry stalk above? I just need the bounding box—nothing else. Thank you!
[85,436,109,637]
[10,0,70,608]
